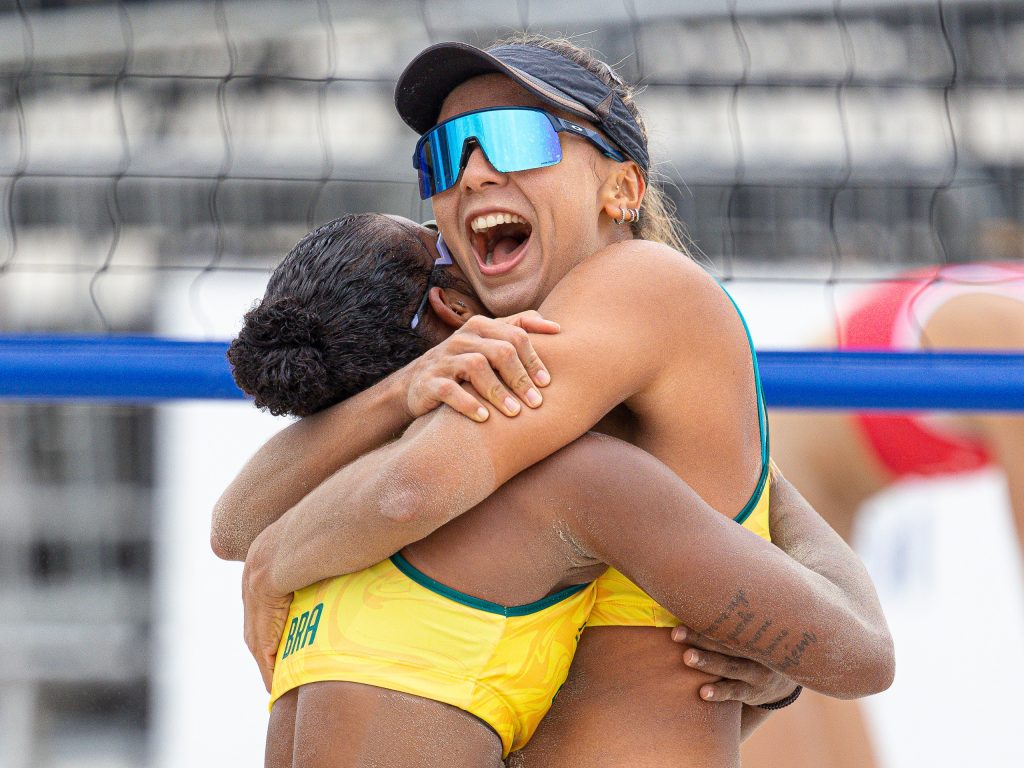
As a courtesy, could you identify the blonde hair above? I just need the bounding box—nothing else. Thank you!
[489,33,687,254]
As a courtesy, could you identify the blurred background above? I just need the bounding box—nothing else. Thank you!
[0,0,1022,766]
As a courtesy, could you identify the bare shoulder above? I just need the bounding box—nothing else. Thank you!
[537,241,766,511]
[565,238,709,289]
[537,239,760,457]
[541,239,738,338]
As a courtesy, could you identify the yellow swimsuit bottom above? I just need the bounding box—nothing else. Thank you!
[269,554,595,757]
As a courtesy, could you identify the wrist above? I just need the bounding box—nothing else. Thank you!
[245,521,286,598]
[387,363,421,423]
[756,684,802,711]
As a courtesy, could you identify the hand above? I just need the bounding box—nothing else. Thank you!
[672,625,799,706]
[404,311,560,421]
[242,532,293,692]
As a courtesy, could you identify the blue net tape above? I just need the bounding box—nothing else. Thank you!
[1,335,1022,411]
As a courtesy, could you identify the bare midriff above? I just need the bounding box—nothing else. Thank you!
[513,627,742,768]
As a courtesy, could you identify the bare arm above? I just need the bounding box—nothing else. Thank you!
[733,472,887,734]
[211,367,411,561]
[767,467,891,682]
[925,292,1024,558]
[211,313,558,561]
[541,436,893,699]
[677,476,843,734]
[249,242,733,595]
[669,465,882,730]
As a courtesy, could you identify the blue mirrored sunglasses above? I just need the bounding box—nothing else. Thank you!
[413,106,625,200]
[410,231,454,330]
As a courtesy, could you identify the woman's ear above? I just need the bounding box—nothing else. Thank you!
[600,162,646,223]
[427,286,473,329]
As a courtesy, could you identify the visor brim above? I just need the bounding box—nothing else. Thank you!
[395,41,596,135]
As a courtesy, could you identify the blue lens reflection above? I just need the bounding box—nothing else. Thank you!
[415,108,563,198]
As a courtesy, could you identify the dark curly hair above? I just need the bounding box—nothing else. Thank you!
[228,214,449,417]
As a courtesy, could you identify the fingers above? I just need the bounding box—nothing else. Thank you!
[683,645,796,706]
[243,611,275,693]
[465,315,551,392]
[243,628,273,693]
[470,338,544,408]
[683,647,764,686]
[421,376,491,422]
[464,352,528,417]
[698,680,757,703]
[260,653,275,693]
[241,561,289,695]
[674,623,799,706]
[672,625,731,654]
[501,309,561,336]
[431,352,521,418]
[405,313,557,420]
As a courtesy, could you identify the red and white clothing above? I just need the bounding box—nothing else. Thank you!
[838,262,1024,479]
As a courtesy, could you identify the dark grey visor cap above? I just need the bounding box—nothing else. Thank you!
[394,41,650,175]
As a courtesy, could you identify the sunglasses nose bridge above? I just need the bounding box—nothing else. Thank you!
[458,137,504,186]
[458,137,481,172]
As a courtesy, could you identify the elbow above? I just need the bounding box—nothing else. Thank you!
[830,624,896,700]
[864,627,896,696]
[376,478,448,528]
[209,503,247,562]
[210,528,238,561]
[376,461,493,531]
[378,484,423,524]
[795,612,895,699]
[853,609,896,698]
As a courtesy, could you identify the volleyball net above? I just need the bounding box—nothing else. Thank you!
[1,0,1023,410]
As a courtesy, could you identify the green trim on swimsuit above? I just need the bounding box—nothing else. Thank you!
[717,284,771,526]
[389,552,589,617]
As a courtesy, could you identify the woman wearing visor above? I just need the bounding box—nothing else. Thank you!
[227,36,894,767]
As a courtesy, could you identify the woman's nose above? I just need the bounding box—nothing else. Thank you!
[459,142,506,192]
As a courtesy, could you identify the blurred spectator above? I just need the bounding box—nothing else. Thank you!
[745,229,1024,768]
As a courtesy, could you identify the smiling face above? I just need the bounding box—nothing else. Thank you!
[430,74,631,316]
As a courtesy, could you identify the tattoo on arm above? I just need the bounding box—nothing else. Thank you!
[702,589,818,673]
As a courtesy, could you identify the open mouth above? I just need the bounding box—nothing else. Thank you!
[469,212,533,276]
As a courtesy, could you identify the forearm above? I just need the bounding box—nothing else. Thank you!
[547,436,893,697]
[253,406,498,595]
[766,468,894,692]
[211,367,412,561]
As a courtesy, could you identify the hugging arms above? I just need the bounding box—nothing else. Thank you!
[214,33,893,768]
[213,215,892,766]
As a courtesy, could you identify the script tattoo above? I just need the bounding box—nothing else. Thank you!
[701,589,817,670]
